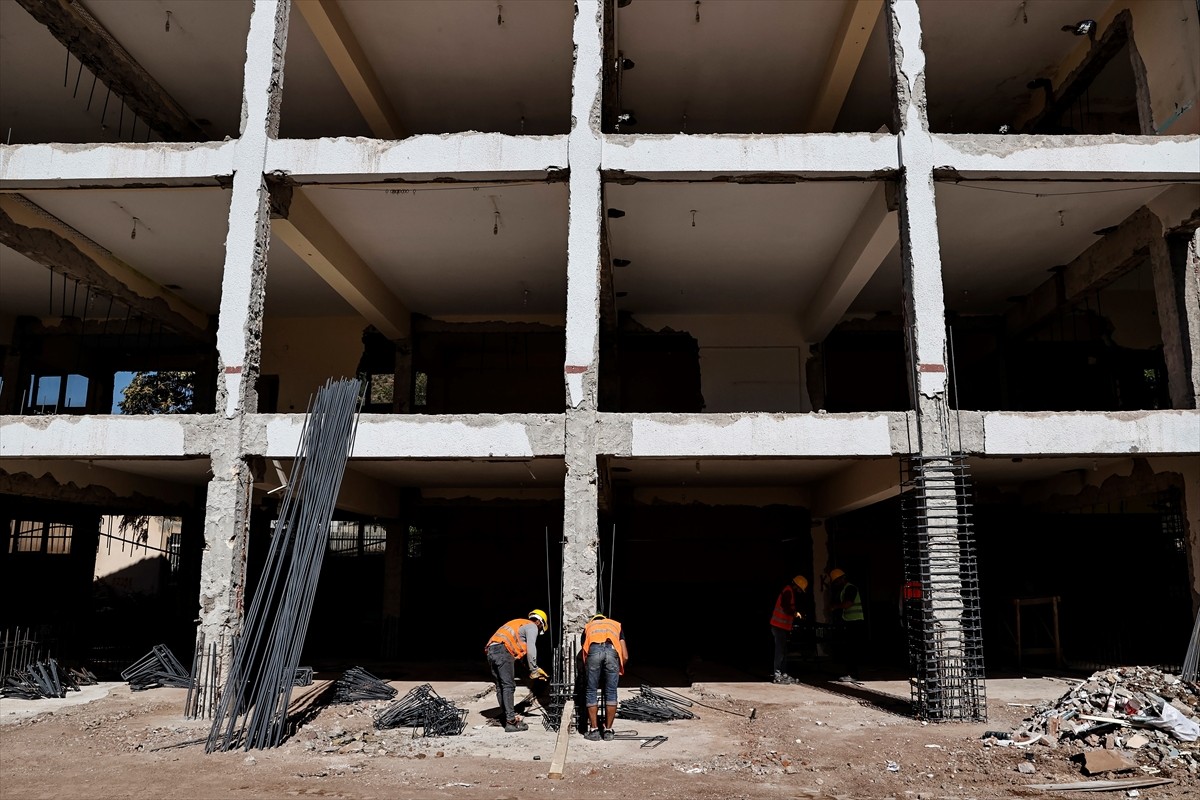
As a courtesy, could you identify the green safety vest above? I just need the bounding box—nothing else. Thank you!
[840,584,864,622]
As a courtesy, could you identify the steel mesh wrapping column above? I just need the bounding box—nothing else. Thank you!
[902,455,987,722]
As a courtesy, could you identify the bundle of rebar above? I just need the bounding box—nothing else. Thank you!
[184,631,223,720]
[542,646,573,732]
[901,455,987,723]
[374,683,467,736]
[1,659,74,699]
[1182,611,1200,682]
[293,667,314,687]
[206,378,364,753]
[122,644,192,691]
[333,666,396,703]
[616,686,696,722]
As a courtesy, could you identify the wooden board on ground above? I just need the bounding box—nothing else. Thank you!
[548,702,573,780]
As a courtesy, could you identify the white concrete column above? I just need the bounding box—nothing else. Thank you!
[560,0,605,637]
[198,0,292,683]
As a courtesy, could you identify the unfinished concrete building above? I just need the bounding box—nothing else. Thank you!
[1,0,1198,718]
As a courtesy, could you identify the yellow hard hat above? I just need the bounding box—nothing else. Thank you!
[792,575,809,592]
[828,568,846,582]
[529,609,549,634]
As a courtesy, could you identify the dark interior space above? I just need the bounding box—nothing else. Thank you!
[811,322,911,413]
[2,316,218,415]
[411,323,565,415]
[948,260,1170,412]
[0,498,204,678]
[246,500,564,670]
[601,321,704,413]
[600,501,812,677]
[975,488,1191,670]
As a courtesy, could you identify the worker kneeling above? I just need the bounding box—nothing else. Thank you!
[486,609,550,732]
[580,614,629,741]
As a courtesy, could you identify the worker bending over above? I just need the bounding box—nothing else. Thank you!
[485,609,550,732]
[580,613,628,741]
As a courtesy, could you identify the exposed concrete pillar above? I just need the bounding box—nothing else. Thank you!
[811,520,831,624]
[393,339,412,413]
[559,0,605,637]
[889,0,975,711]
[1156,229,1200,409]
[197,0,291,685]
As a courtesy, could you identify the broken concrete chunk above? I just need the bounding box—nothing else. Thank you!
[1125,734,1150,749]
[1083,750,1137,775]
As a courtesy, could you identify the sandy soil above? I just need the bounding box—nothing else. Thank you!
[2,674,1195,800]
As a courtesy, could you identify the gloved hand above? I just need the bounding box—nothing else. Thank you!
[531,667,549,681]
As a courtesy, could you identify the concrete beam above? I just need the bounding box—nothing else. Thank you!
[597,413,899,458]
[602,133,898,179]
[293,0,405,139]
[264,135,567,182]
[1006,206,1162,336]
[0,414,216,458]
[14,0,206,141]
[254,462,400,518]
[0,142,235,188]
[0,459,196,508]
[271,187,411,340]
[245,413,566,459]
[981,410,1200,456]
[0,194,213,341]
[811,457,900,518]
[803,182,898,341]
[803,0,884,133]
[931,135,1200,181]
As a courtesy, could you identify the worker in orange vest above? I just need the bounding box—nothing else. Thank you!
[770,575,809,684]
[485,609,550,732]
[579,614,628,741]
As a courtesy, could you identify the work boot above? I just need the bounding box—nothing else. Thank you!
[602,729,615,741]
[504,720,529,732]
[584,729,602,741]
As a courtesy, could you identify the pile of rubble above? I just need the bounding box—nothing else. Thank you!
[985,667,1200,778]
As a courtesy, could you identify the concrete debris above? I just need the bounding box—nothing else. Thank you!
[983,667,1200,777]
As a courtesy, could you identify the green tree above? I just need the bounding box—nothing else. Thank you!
[118,371,195,415]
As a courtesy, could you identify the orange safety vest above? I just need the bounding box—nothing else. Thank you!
[582,618,625,673]
[771,585,797,630]
[487,618,531,658]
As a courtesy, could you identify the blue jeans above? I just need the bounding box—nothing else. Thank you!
[585,642,620,706]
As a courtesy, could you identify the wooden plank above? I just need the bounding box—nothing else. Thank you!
[1027,777,1174,792]
[547,701,573,780]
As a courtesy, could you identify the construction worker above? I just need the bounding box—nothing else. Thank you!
[485,610,550,732]
[770,575,808,684]
[829,568,865,683]
[580,613,628,741]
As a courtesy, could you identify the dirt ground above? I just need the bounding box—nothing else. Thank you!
[2,672,1196,800]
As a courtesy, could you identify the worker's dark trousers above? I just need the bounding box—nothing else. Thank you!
[842,621,867,676]
[771,625,790,675]
[486,643,517,723]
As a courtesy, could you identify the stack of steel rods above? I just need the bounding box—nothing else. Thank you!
[293,667,313,687]
[121,645,192,691]
[374,683,467,736]
[333,666,396,703]
[616,686,696,722]
[206,378,363,753]
[184,631,224,720]
[0,628,42,683]
[1,659,71,699]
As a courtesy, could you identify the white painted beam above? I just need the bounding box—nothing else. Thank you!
[264,134,567,182]
[247,414,565,459]
[619,413,896,457]
[293,0,405,139]
[981,411,1200,456]
[932,135,1200,180]
[0,415,213,457]
[272,187,410,340]
[0,142,235,188]
[803,183,898,341]
[804,0,884,133]
[811,457,900,518]
[602,133,898,178]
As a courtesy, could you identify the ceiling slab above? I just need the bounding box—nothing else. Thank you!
[614,0,891,134]
[348,457,565,489]
[605,180,882,316]
[608,456,867,487]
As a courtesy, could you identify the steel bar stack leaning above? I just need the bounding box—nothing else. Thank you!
[333,666,396,703]
[206,378,364,753]
[374,683,468,736]
[122,644,192,691]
